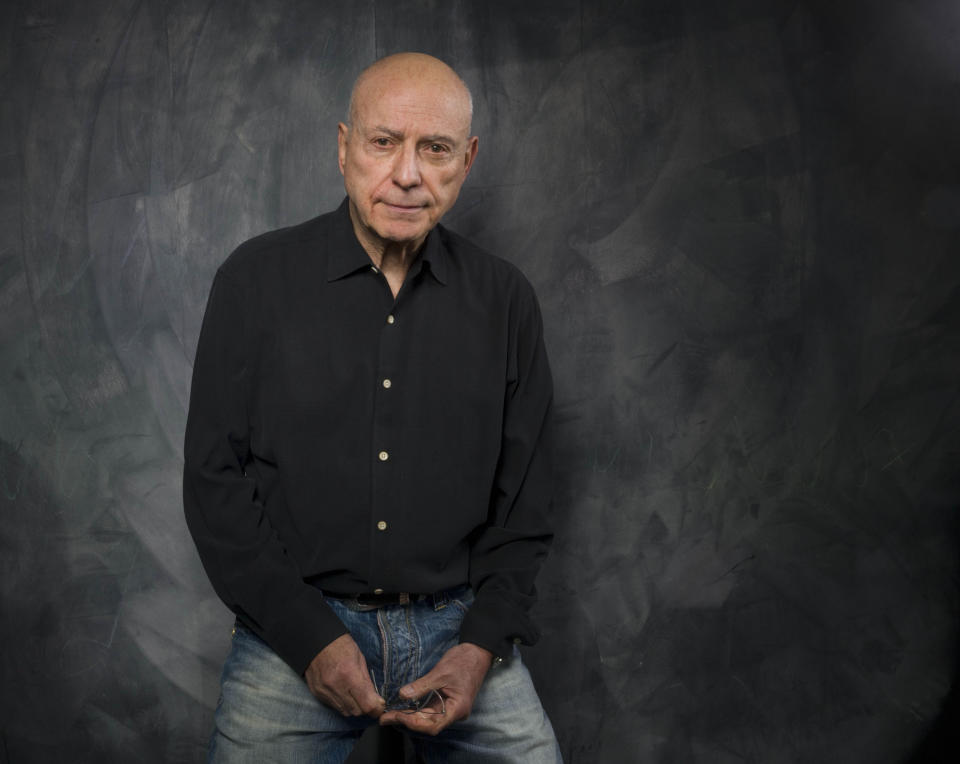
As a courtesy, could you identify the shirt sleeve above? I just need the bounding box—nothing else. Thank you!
[183,268,348,675]
[458,278,555,659]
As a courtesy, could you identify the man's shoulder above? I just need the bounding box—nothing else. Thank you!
[436,225,537,297]
[217,210,334,282]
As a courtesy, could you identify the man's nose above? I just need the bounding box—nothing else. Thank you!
[392,143,421,188]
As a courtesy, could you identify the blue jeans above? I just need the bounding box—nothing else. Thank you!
[209,586,562,763]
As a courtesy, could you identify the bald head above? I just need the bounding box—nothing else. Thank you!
[348,52,473,136]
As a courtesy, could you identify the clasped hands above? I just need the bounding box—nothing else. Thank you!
[304,633,493,735]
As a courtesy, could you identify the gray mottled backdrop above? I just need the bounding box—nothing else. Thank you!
[2,0,958,762]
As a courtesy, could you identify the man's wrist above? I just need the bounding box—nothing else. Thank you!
[457,641,496,670]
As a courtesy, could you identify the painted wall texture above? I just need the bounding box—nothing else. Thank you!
[1,1,958,761]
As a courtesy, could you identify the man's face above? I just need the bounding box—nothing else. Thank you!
[338,68,478,254]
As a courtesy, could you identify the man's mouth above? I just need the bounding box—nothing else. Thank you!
[382,201,426,213]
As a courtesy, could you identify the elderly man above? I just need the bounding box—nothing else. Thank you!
[184,52,561,762]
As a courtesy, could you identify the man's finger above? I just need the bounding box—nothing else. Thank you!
[350,659,386,718]
[398,673,441,700]
[380,709,450,735]
[340,693,364,716]
[350,685,386,718]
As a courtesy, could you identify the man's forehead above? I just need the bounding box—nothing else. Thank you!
[352,83,471,136]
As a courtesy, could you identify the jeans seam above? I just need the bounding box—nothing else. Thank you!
[405,604,420,688]
[376,608,390,700]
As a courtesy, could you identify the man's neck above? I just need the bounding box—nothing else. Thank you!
[349,206,424,298]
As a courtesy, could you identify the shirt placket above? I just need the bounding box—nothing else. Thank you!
[368,277,406,594]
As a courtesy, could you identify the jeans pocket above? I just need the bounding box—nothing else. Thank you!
[450,586,475,614]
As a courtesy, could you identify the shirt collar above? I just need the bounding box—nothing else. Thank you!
[419,222,447,285]
[326,197,448,285]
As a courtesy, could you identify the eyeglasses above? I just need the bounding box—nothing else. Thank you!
[371,671,446,715]
[386,688,446,715]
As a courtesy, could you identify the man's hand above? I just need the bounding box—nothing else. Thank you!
[379,642,494,735]
[305,634,385,718]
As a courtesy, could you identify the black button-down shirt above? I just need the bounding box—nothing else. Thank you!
[183,199,554,674]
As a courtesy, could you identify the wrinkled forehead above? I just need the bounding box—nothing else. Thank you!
[349,63,473,136]
[354,83,472,137]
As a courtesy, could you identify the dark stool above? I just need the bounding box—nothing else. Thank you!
[345,724,411,763]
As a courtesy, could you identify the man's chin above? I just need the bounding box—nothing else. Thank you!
[371,220,431,245]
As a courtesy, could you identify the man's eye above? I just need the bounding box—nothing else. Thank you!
[373,138,390,147]
[428,144,447,153]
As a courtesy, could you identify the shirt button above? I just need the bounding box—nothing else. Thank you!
[378,450,389,461]
[373,587,384,594]
[386,314,395,325]
[376,520,388,531]
[382,378,392,389]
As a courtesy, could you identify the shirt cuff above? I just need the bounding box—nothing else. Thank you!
[255,584,349,675]
[458,588,540,660]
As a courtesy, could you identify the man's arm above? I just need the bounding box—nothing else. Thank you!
[458,275,554,658]
[183,267,382,716]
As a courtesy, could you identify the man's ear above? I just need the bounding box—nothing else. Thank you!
[462,135,479,178]
[337,123,349,175]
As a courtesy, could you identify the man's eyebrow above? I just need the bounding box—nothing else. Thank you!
[421,134,459,146]
[370,125,405,139]
[369,125,460,145]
